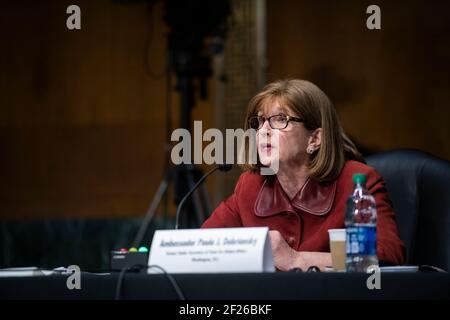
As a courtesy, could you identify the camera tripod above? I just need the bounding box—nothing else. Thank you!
[132,162,211,248]
[132,0,230,247]
[132,73,212,248]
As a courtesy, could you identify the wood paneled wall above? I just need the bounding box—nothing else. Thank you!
[266,0,450,159]
[1,0,449,220]
[0,0,215,219]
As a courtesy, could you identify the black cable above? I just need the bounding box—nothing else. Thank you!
[148,265,185,300]
[114,264,185,300]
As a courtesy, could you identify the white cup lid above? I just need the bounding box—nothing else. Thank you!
[328,228,346,241]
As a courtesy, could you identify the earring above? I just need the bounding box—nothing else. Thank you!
[307,147,313,154]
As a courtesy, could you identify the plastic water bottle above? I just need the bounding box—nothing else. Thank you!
[345,173,378,272]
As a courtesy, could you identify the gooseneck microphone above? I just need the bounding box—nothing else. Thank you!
[175,164,232,229]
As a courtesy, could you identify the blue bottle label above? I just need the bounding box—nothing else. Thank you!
[346,225,376,255]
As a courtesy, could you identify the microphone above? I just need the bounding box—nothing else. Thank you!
[175,163,232,229]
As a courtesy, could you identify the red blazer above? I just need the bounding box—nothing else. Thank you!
[202,160,405,265]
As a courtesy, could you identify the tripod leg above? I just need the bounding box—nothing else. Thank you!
[132,172,171,248]
[198,182,212,217]
[185,170,208,227]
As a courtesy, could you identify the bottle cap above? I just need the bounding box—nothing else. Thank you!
[352,173,367,184]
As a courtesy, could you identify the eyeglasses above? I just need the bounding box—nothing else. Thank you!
[248,114,304,130]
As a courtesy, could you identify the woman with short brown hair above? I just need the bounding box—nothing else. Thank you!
[203,79,405,271]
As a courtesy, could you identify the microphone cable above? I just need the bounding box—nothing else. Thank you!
[114,264,185,300]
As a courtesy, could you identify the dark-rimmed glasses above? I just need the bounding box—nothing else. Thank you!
[248,114,304,130]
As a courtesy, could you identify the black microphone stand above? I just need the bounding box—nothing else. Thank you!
[132,164,212,248]
[175,166,218,230]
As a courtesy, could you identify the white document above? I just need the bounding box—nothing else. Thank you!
[147,227,274,273]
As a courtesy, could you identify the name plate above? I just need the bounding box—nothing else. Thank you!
[147,227,274,273]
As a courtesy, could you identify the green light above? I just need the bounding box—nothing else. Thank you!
[129,247,138,252]
[138,246,148,253]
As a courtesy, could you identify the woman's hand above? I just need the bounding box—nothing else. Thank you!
[268,230,299,271]
[269,230,332,271]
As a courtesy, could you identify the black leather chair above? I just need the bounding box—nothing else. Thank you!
[366,149,450,271]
